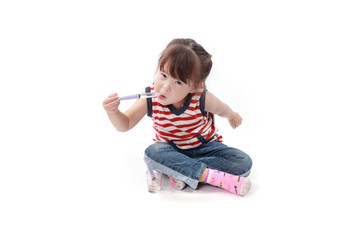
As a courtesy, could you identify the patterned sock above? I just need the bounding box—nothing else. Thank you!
[169,176,186,190]
[205,168,251,196]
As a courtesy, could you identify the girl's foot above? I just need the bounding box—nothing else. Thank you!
[205,168,251,196]
[169,176,186,190]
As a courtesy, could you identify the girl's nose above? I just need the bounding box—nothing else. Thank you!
[162,83,171,92]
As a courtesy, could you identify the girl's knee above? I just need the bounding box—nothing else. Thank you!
[236,151,252,175]
[244,154,253,172]
[145,142,174,158]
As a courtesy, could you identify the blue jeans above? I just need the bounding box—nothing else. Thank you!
[144,141,252,189]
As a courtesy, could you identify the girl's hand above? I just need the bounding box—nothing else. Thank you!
[228,112,243,129]
[103,93,120,113]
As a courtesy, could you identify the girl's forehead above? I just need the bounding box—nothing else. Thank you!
[160,61,170,72]
[160,61,177,78]
[160,61,174,72]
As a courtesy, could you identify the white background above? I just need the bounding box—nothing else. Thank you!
[1,0,359,239]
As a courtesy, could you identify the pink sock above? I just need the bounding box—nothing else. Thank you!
[205,168,251,196]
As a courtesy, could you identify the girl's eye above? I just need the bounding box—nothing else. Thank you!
[175,81,183,85]
[161,73,167,78]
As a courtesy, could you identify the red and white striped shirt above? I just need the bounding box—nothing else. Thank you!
[146,86,223,149]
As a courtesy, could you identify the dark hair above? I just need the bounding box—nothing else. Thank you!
[158,38,212,88]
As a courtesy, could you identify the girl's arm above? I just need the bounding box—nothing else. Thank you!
[103,93,147,132]
[204,91,243,129]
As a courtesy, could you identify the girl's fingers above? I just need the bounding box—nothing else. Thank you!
[104,98,120,109]
[103,93,119,111]
[111,93,119,99]
[104,95,119,104]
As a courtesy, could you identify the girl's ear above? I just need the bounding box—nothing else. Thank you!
[190,82,204,93]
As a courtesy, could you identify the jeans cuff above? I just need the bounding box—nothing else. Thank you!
[146,156,207,190]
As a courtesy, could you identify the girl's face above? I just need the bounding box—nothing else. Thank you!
[154,63,198,109]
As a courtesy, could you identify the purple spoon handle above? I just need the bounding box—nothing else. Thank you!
[119,94,139,100]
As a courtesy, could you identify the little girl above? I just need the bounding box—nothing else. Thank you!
[103,38,252,196]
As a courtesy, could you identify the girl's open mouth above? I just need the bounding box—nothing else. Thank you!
[158,94,167,100]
